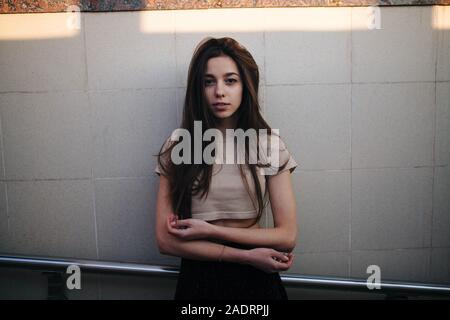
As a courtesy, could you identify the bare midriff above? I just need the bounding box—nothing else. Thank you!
[207,217,260,229]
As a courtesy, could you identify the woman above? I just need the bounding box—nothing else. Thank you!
[155,37,298,300]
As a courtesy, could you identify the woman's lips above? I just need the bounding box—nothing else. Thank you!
[213,103,230,111]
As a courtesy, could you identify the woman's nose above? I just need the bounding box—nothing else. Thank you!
[215,81,225,97]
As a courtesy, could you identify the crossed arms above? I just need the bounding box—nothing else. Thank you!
[155,171,298,273]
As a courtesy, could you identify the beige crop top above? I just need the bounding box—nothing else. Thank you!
[154,134,298,221]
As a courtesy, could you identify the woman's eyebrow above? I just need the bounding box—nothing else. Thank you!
[204,72,240,78]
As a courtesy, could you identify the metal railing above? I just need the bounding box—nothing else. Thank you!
[1,253,450,299]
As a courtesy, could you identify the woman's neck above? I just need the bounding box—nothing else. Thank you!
[216,115,238,136]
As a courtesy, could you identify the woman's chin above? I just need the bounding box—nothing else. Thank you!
[213,112,230,119]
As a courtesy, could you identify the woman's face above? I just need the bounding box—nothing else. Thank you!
[204,55,243,125]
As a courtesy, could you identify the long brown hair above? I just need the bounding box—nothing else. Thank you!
[156,37,288,223]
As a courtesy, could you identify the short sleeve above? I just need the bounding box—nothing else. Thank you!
[154,137,174,177]
[258,135,298,177]
[274,137,298,175]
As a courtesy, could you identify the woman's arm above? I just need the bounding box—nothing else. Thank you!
[155,174,294,273]
[159,218,294,273]
[169,170,298,252]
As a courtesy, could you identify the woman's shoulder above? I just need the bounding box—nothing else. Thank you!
[160,134,178,150]
[261,133,298,176]
[155,135,178,176]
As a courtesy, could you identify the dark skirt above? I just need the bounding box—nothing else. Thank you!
[174,242,288,300]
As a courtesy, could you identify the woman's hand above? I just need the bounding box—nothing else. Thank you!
[167,213,213,240]
[246,248,294,274]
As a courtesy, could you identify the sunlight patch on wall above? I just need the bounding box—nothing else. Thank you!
[138,7,396,33]
[139,10,175,34]
[432,5,450,30]
[0,12,81,40]
[139,7,360,34]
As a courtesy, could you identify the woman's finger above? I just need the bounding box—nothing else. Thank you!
[167,215,176,228]
[168,226,187,237]
[167,222,178,233]
[272,251,289,262]
[275,261,289,271]
[173,219,190,227]
[167,219,182,233]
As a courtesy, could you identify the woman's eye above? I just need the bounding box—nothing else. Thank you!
[204,79,237,86]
